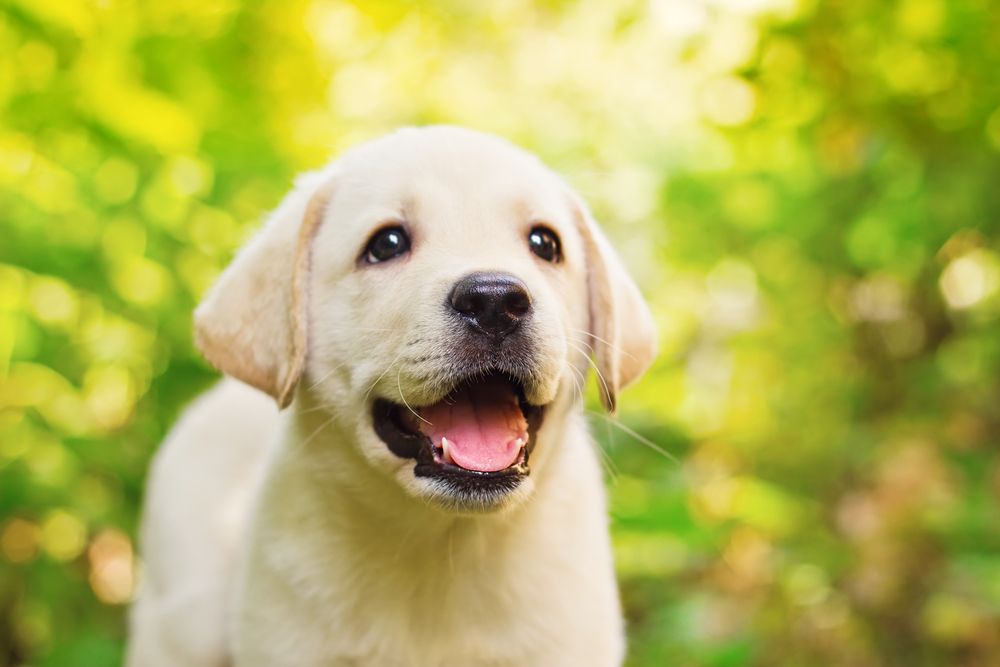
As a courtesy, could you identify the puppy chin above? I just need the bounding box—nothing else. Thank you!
[397,472,536,515]
[343,427,529,513]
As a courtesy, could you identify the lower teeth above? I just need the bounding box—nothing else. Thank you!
[440,436,454,464]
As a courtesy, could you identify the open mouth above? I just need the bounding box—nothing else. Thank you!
[372,370,546,493]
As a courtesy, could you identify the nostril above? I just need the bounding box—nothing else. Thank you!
[503,291,531,319]
[452,292,485,318]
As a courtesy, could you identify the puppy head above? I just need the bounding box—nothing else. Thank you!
[195,126,656,512]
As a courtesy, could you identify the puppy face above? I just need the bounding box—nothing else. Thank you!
[194,127,656,512]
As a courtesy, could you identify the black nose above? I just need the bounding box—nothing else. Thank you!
[449,272,532,340]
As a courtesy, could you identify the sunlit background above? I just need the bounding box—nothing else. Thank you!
[1,0,999,664]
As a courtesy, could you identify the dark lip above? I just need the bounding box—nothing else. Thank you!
[371,370,546,492]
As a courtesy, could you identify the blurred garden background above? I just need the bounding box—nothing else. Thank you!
[1,0,999,664]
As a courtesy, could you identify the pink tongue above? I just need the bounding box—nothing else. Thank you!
[419,377,528,472]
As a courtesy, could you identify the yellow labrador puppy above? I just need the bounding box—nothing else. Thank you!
[127,126,656,667]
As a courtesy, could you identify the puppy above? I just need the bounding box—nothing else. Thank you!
[126,126,657,667]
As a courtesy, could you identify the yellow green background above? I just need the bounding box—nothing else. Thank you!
[2,0,999,665]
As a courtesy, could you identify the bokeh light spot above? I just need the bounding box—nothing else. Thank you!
[706,258,759,330]
[93,157,139,204]
[1,518,41,563]
[895,0,944,39]
[40,510,87,562]
[28,277,79,329]
[784,563,831,606]
[650,0,709,38]
[88,528,135,605]
[849,274,906,322]
[939,251,999,310]
[189,205,239,254]
[614,532,689,577]
[83,365,136,429]
[111,256,172,307]
[700,76,757,127]
[168,156,213,197]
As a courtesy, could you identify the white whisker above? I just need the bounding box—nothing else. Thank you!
[597,446,620,483]
[363,350,405,402]
[586,409,679,465]
[299,412,339,449]
[297,400,338,415]
[316,326,396,332]
[569,328,638,361]
[306,360,347,391]
[567,339,613,408]
[397,367,431,426]
[567,363,587,401]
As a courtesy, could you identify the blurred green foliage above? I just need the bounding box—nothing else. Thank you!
[2,0,999,665]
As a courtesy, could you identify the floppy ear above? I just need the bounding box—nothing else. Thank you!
[193,171,337,408]
[571,196,658,414]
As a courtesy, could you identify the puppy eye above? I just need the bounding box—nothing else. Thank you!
[528,225,561,263]
[364,226,410,264]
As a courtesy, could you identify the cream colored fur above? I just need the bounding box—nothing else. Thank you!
[127,126,657,667]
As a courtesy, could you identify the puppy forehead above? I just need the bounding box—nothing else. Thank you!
[340,126,552,178]
[331,127,570,229]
